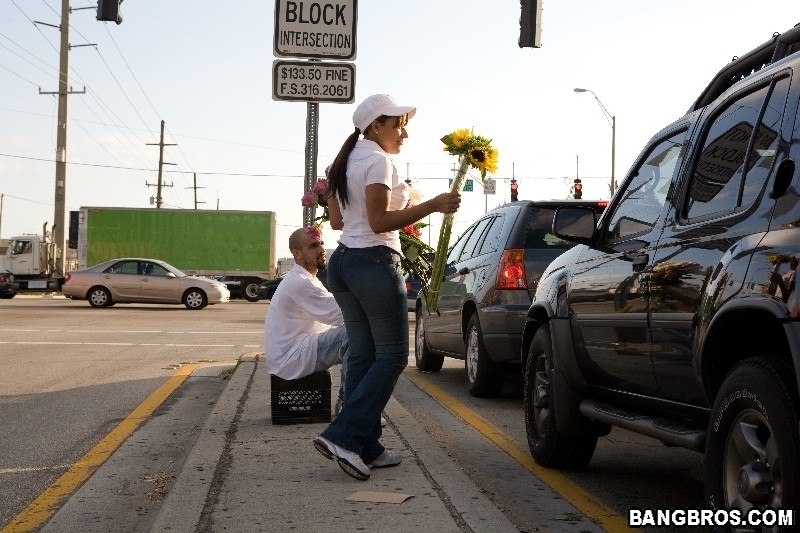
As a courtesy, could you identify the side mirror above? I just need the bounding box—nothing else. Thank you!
[166,272,176,279]
[553,206,597,244]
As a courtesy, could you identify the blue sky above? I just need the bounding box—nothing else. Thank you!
[1,1,797,261]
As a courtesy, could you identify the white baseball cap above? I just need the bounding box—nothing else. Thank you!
[352,94,416,133]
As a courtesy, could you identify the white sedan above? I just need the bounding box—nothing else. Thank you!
[62,258,230,310]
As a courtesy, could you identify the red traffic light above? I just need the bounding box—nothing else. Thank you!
[573,178,582,199]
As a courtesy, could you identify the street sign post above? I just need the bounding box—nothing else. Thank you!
[274,0,357,60]
[273,60,355,103]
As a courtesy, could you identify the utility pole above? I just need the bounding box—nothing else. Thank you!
[146,120,176,208]
[38,0,86,277]
[186,173,205,209]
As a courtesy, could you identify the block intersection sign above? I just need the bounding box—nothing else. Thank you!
[274,1,358,60]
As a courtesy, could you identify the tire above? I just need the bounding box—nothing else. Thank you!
[87,286,112,308]
[524,323,597,469]
[464,313,505,397]
[415,308,444,371]
[183,288,207,310]
[0,292,15,299]
[243,282,260,302]
[705,357,800,526]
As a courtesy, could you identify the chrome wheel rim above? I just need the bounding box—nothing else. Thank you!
[466,326,479,383]
[723,409,781,532]
[533,352,551,437]
[186,291,203,308]
[415,314,425,361]
[90,290,107,306]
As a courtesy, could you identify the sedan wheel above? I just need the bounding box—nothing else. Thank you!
[88,286,112,308]
[183,289,207,309]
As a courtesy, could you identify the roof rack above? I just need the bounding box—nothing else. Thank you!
[690,22,800,112]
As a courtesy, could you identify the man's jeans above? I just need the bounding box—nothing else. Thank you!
[321,244,408,464]
[313,324,348,401]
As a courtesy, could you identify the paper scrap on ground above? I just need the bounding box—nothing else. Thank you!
[345,491,414,504]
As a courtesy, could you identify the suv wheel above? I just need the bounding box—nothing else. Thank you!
[464,313,504,397]
[415,309,444,371]
[524,323,597,469]
[706,357,800,519]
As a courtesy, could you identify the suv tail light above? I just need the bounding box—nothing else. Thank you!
[496,249,527,290]
[0,274,6,283]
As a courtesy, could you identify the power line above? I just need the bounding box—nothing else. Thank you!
[0,152,306,177]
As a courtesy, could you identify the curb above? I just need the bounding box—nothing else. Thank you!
[383,395,518,533]
[149,354,258,531]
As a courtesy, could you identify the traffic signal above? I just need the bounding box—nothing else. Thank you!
[510,179,519,202]
[519,0,542,48]
[574,178,583,199]
[97,0,123,24]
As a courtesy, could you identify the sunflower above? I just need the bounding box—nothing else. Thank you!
[450,128,470,149]
[440,128,498,180]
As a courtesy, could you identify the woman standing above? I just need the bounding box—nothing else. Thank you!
[313,94,461,480]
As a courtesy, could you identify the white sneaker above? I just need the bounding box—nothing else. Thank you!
[313,436,370,480]
[368,449,402,468]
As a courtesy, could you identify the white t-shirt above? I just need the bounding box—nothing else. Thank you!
[263,264,343,380]
[338,139,410,254]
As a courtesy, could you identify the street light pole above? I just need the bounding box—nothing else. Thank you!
[574,88,616,196]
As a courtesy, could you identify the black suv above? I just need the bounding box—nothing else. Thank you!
[414,199,606,397]
[522,24,800,521]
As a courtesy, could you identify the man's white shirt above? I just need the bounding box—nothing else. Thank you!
[264,264,343,379]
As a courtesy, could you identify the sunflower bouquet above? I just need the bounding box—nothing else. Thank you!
[426,129,498,313]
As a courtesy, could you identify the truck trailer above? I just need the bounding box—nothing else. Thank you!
[0,208,276,300]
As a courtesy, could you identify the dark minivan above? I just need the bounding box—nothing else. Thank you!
[413,199,606,397]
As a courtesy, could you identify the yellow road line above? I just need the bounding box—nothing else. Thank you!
[1,362,231,533]
[403,369,634,533]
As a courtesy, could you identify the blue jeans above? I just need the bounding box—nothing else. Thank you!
[320,244,408,464]
[313,324,348,401]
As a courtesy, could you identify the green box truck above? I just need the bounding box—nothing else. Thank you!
[77,207,276,301]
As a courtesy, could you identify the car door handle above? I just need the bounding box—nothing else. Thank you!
[458,267,470,275]
[630,253,649,273]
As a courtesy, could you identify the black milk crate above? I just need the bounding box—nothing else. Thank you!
[270,371,332,425]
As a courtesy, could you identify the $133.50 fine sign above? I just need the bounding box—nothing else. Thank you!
[272,60,355,103]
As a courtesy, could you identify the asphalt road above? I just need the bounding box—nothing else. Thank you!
[0,296,261,528]
[1,296,707,532]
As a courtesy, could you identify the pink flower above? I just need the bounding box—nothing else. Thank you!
[313,179,328,195]
[304,226,322,240]
[301,190,317,208]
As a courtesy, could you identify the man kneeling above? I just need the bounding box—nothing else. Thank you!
[264,227,347,409]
